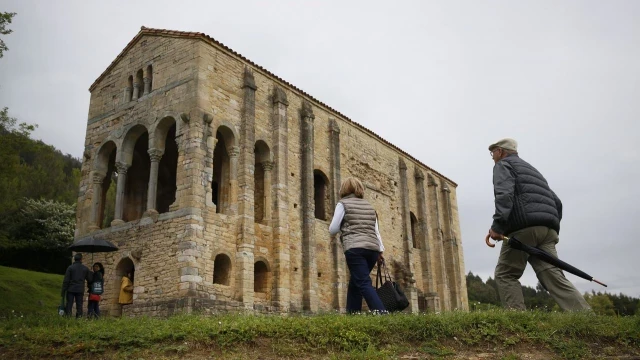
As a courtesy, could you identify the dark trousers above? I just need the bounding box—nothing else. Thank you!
[87,300,100,318]
[344,248,386,313]
[65,292,84,318]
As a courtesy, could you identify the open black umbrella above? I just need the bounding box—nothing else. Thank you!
[69,236,118,262]
[486,234,607,287]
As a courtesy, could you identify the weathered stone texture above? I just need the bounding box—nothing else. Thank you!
[75,28,468,316]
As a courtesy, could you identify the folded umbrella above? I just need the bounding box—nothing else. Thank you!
[485,234,607,287]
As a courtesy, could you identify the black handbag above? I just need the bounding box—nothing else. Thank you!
[375,260,409,312]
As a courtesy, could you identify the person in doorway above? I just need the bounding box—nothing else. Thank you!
[87,262,104,318]
[61,253,93,318]
[487,138,590,311]
[329,177,387,314]
[119,272,134,305]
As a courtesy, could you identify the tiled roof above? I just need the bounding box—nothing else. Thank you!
[89,26,456,186]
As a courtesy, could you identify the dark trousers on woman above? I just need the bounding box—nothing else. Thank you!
[344,248,386,313]
[87,300,100,318]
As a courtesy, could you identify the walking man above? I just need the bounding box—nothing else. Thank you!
[488,138,590,311]
[61,253,93,318]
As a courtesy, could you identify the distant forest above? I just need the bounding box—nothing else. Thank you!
[467,272,639,316]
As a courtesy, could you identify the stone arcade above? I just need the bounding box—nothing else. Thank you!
[74,27,468,316]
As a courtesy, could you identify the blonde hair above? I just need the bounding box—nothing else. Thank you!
[340,177,365,199]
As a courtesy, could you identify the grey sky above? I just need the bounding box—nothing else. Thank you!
[1,1,638,297]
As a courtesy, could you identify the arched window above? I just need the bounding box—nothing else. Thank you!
[122,125,150,222]
[254,140,271,223]
[213,254,231,285]
[145,64,153,95]
[410,211,419,249]
[126,75,133,102]
[313,170,329,220]
[254,261,268,293]
[94,141,117,229]
[212,126,235,214]
[156,121,177,213]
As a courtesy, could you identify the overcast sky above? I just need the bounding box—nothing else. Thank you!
[1,1,638,298]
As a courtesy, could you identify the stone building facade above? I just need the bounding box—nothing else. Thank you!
[75,27,468,316]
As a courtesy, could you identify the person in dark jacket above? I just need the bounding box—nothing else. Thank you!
[329,177,387,314]
[488,138,590,311]
[61,253,93,318]
[87,262,104,319]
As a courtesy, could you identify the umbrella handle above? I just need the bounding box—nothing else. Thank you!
[485,234,509,248]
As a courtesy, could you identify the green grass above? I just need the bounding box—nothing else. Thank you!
[0,311,638,359]
[0,266,639,359]
[0,266,64,317]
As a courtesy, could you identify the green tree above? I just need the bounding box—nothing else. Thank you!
[0,12,16,58]
[585,292,617,316]
[11,198,75,250]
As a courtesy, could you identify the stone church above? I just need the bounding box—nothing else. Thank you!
[74,27,468,316]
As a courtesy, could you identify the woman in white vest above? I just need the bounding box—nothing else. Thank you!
[329,177,386,313]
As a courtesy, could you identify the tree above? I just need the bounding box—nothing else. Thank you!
[0,12,16,58]
[11,198,76,250]
[585,292,617,316]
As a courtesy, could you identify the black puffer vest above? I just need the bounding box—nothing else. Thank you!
[494,155,562,235]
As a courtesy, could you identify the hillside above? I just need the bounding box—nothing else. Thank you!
[0,266,64,317]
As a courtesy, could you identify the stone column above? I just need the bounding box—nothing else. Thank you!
[427,174,450,310]
[441,181,461,310]
[88,172,105,231]
[301,100,318,312]
[123,86,132,103]
[132,83,140,101]
[143,77,151,96]
[399,159,419,312]
[271,86,290,312]
[145,148,163,216]
[261,161,273,224]
[236,67,257,309]
[111,162,129,226]
[329,118,345,311]
[414,168,440,312]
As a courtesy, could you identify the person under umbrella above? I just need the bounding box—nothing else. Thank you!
[486,138,591,311]
[61,253,93,318]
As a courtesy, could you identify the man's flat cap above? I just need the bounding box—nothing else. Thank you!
[488,138,518,152]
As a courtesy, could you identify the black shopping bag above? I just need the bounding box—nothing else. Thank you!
[375,260,409,312]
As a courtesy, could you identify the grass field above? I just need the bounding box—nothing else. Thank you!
[0,266,638,359]
[0,266,64,317]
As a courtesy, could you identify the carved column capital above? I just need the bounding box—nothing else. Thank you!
[203,112,213,124]
[399,158,407,171]
[180,113,190,123]
[441,182,451,193]
[143,77,151,85]
[261,161,274,172]
[148,148,164,162]
[115,162,129,175]
[414,168,425,181]
[427,174,439,187]
[272,86,288,105]
[92,172,106,184]
[228,146,240,158]
[301,100,315,120]
[329,118,340,133]
[243,67,257,90]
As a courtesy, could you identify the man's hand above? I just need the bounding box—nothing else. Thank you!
[377,252,384,265]
[489,228,504,241]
